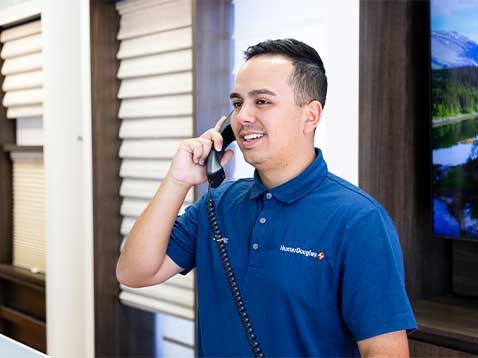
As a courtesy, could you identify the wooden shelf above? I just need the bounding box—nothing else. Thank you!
[0,306,46,353]
[2,144,42,153]
[0,264,45,291]
[411,295,478,354]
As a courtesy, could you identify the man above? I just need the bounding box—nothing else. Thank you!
[116,39,416,357]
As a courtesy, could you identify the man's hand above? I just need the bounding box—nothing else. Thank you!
[358,330,409,357]
[167,116,234,187]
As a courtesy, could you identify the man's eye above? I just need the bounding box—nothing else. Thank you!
[256,99,270,105]
[232,102,242,108]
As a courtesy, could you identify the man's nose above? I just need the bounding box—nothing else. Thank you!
[235,102,256,125]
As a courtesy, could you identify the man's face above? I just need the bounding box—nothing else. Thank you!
[230,55,309,172]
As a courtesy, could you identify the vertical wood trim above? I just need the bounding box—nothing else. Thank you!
[359,0,450,300]
[90,1,155,356]
[0,40,14,264]
[0,41,14,334]
[193,0,233,199]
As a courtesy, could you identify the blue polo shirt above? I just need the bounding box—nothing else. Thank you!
[166,148,416,357]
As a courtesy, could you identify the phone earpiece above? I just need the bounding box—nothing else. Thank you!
[206,112,235,188]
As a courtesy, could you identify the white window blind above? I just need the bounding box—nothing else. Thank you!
[11,152,45,273]
[116,0,195,340]
[0,19,45,274]
[0,19,43,145]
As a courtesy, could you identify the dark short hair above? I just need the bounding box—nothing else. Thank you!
[244,38,328,108]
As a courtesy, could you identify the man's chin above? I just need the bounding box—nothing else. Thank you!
[243,153,271,170]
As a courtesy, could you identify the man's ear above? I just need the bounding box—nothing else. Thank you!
[303,100,322,134]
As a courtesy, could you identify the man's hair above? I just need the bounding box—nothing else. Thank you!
[244,38,328,108]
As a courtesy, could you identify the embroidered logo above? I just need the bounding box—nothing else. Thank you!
[279,245,325,261]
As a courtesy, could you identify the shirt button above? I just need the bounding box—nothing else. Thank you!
[259,217,266,224]
[252,243,259,250]
[265,193,272,199]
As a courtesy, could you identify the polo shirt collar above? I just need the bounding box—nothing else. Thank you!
[249,148,328,204]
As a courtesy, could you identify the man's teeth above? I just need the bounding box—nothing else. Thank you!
[244,133,264,141]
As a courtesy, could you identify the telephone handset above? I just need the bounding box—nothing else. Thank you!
[206,111,235,188]
[205,112,265,357]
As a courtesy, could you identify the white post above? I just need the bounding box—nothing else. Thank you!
[43,0,94,357]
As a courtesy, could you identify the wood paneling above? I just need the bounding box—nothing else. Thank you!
[90,0,154,356]
[359,0,450,301]
[0,306,45,352]
[452,241,478,297]
[193,0,232,198]
[410,340,476,358]
[0,40,14,265]
[359,0,478,355]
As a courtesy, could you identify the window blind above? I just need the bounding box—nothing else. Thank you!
[10,152,45,273]
[0,19,45,274]
[0,19,43,144]
[116,0,195,344]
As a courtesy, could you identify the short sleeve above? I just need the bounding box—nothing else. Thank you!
[340,208,417,341]
[166,194,205,274]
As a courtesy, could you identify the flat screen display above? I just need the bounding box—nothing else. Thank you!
[431,0,478,239]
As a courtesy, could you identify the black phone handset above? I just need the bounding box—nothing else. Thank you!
[206,112,265,357]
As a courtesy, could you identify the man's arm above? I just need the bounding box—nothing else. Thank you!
[116,117,232,288]
[358,330,409,357]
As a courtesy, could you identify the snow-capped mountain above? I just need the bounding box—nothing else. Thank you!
[432,30,478,69]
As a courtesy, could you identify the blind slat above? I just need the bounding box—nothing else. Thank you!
[1,33,42,60]
[3,87,42,107]
[118,72,192,99]
[119,94,192,119]
[119,291,194,320]
[120,159,171,179]
[0,20,41,42]
[117,0,191,40]
[117,49,192,79]
[119,139,182,159]
[3,70,43,91]
[119,117,192,139]
[117,27,191,60]
[7,104,42,118]
[1,52,42,76]
[121,283,194,308]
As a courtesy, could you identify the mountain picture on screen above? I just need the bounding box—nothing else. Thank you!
[432,27,478,238]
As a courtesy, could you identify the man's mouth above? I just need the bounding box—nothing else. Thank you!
[243,133,265,141]
[240,132,265,148]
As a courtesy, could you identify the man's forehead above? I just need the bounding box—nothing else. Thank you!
[233,54,294,94]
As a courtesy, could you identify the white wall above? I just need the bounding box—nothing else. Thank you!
[231,0,359,184]
[43,0,94,357]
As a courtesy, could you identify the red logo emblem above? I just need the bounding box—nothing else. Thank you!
[317,252,325,260]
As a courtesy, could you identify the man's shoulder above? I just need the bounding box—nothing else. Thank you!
[312,172,391,227]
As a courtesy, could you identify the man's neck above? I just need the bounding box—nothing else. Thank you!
[258,147,316,189]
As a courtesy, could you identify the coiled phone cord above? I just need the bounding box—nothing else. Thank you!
[206,186,265,358]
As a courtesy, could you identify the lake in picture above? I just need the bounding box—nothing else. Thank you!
[431,0,478,239]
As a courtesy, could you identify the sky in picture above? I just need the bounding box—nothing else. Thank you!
[431,0,478,42]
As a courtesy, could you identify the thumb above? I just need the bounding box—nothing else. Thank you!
[220,149,234,167]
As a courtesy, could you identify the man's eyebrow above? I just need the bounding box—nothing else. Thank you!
[229,89,277,99]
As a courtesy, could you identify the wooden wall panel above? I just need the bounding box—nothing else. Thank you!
[90,0,155,356]
[359,0,450,301]
[452,241,478,297]
[0,42,14,265]
[193,0,233,198]
[410,340,476,357]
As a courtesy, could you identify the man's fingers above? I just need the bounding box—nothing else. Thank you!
[190,140,203,164]
[200,128,224,152]
[214,116,227,131]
